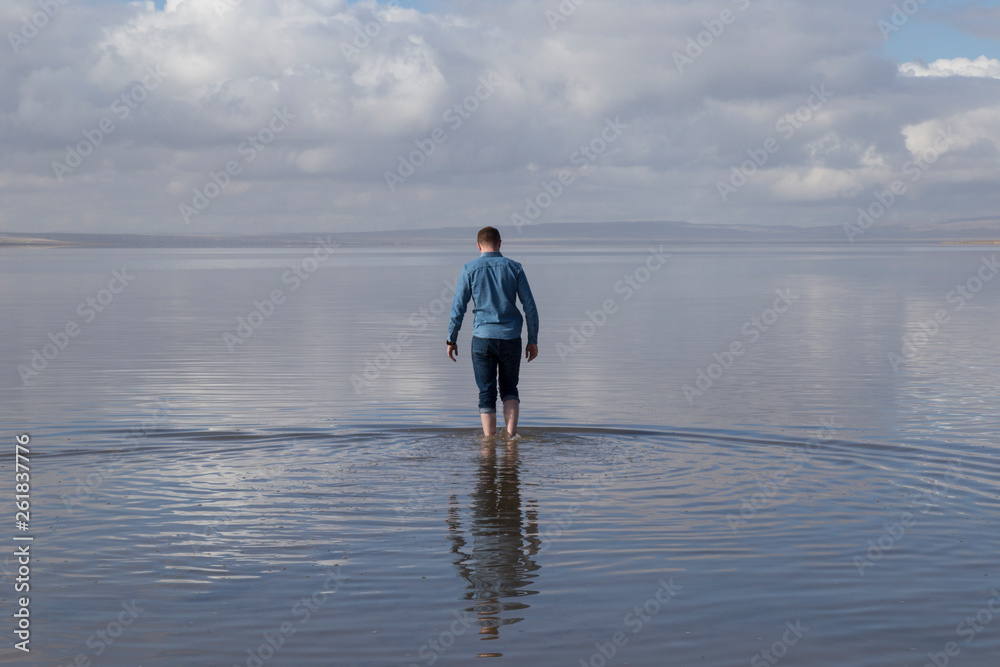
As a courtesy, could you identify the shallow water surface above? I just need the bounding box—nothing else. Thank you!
[2,245,999,665]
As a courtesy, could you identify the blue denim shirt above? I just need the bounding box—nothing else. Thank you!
[448,251,539,345]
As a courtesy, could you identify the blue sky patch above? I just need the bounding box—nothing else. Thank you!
[879,0,1000,63]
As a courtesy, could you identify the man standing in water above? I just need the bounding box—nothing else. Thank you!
[447,226,539,437]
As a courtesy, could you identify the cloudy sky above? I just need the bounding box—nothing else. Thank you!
[2,0,1000,234]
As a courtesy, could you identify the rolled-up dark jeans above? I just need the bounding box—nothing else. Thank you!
[471,336,521,414]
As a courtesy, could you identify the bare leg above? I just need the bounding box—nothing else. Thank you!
[480,412,496,436]
[503,399,519,437]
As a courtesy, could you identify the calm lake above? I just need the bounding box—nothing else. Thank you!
[2,243,999,666]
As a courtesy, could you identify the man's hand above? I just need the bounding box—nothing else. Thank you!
[525,343,538,362]
[447,342,458,362]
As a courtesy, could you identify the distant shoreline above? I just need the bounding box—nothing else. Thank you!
[4,236,999,249]
[3,219,1000,248]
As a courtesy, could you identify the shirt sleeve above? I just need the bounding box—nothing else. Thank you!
[447,266,472,343]
[516,267,539,345]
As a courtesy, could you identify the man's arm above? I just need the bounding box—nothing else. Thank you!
[447,267,472,362]
[516,267,539,361]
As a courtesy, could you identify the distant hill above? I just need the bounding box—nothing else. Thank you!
[3,218,1000,248]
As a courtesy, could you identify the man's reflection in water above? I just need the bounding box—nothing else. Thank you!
[447,437,541,650]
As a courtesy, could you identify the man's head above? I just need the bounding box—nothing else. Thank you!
[477,226,501,252]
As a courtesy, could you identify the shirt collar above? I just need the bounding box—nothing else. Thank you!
[481,251,503,257]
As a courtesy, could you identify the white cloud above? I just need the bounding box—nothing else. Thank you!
[900,56,1000,79]
[769,167,867,202]
[905,110,1000,156]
